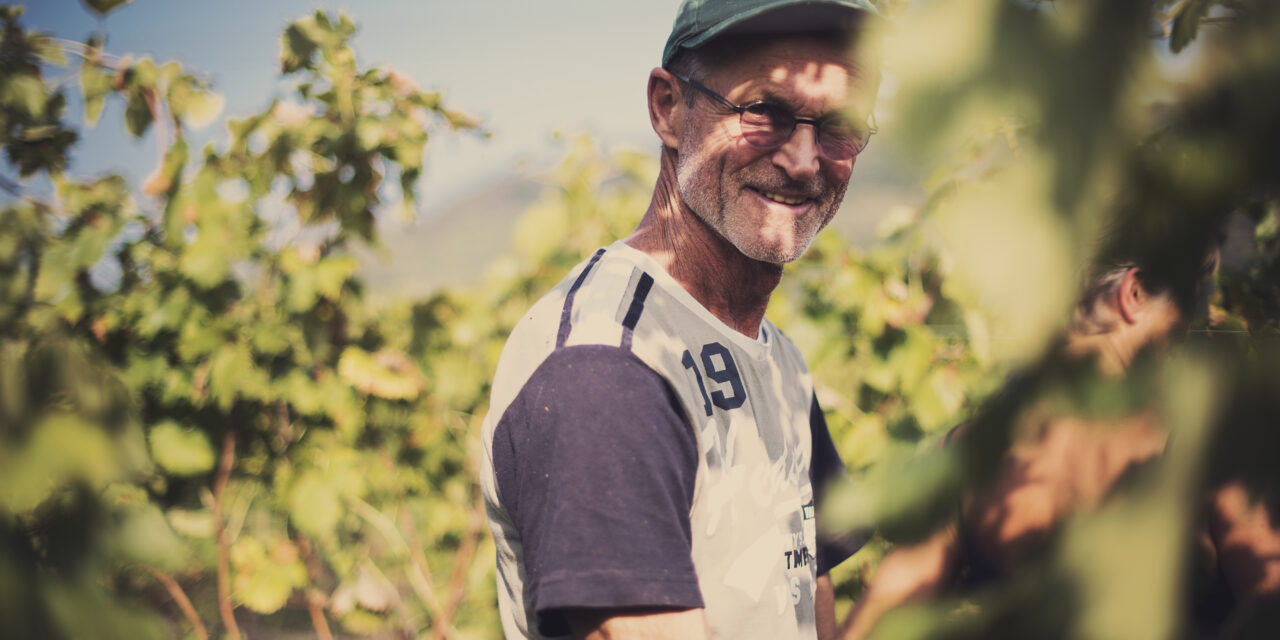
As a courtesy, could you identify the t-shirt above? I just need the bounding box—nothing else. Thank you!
[480,240,862,639]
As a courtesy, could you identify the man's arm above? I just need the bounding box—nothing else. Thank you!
[564,607,709,640]
[493,345,705,634]
[816,574,838,640]
[1210,481,1280,598]
[840,526,959,640]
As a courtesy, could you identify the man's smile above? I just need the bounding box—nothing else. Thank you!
[756,189,809,206]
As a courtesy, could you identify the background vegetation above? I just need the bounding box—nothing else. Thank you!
[0,1,1276,639]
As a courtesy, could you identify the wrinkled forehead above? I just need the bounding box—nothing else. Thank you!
[705,33,879,111]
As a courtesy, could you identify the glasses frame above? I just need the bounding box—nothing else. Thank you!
[670,71,877,161]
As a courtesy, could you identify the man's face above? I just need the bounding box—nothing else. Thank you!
[674,35,876,264]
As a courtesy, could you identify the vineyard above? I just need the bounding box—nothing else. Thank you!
[1,1,1278,638]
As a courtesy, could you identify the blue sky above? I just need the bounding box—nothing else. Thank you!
[16,0,1202,233]
[21,0,682,214]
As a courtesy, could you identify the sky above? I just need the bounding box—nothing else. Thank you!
[15,0,1203,237]
[20,0,683,216]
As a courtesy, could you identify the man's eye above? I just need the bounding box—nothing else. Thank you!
[741,103,792,128]
[821,119,859,142]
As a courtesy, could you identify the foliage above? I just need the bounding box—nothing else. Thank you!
[0,4,496,638]
[2,0,1278,639]
[826,0,1280,638]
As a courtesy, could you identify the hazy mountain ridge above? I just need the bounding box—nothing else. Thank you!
[357,151,921,299]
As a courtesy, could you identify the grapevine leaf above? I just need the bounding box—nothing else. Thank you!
[231,537,307,614]
[82,0,134,17]
[1170,0,1211,53]
[148,420,215,476]
[80,61,113,126]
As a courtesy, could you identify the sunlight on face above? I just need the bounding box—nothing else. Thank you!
[675,35,877,264]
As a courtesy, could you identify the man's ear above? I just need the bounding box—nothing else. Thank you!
[648,67,683,150]
[1116,267,1147,324]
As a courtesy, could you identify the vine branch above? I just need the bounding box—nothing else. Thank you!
[295,533,335,640]
[212,428,242,640]
[399,505,451,638]
[436,486,486,640]
[145,565,208,640]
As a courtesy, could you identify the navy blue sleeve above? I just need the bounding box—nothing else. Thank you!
[491,344,703,635]
[810,393,868,575]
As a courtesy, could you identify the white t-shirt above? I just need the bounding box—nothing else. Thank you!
[481,241,861,639]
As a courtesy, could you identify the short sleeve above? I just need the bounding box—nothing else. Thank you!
[809,393,868,575]
[491,345,703,635]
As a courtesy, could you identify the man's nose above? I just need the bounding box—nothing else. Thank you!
[771,123,821,181]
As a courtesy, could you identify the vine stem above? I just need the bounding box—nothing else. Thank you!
[145,566,209,640]
[295,533,335,640]
[48,37,125,66]
[212,428,242,640]
[435,486,486,640]
[398,505,451,637]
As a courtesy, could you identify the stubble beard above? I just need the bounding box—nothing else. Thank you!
[675,153,845,265]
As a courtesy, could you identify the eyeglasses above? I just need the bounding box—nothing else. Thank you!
[672,72,876,162]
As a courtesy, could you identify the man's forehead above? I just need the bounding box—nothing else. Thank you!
[712,37,876,106]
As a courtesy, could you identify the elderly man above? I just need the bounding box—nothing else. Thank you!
[480,1,882,638]
[840,234,1280,638]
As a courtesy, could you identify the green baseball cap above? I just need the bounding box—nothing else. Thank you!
[662,0,882,68]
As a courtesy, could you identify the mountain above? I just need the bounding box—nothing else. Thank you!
[356,150,921,300]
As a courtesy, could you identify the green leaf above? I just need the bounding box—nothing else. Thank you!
[280,23,318,73]
[910,367,966,433]
[1169,0,1211,53]
[315,255,357,299]
[148,420,215,476]
[231,537,307,614]
[43,579,168,640]
[338,347,424,400]
[104,484,188,570]
[79,61,113,126]
[354,117,384,151]
[33,35,68,66]
[130,58,159,89]
[822,447,964,543]
[0,414,121,513]
[279,370,324,416]
[168,77,224,129]
[251,323,291,357]
[208,343,254,410]
[33,245,78,303]
[166,508,216,539]
[179,232,230,288]
[1,74,47,119]
[176,314,223,361]
[124,86,153,138]
[289,471,342,539]
[284,269,318,312]
[1257,205,1279,245]
[82,0,134,17]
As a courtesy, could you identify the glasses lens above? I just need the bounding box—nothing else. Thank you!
[817,120,868,161]
[739,103,793,148]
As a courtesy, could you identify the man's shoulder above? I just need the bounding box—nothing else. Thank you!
[488,245,665,416]
[510,344,673,409]
[499,247,640,351]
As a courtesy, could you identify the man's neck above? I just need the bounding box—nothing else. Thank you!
[624,150,782,338]
[1063,328,1136,377]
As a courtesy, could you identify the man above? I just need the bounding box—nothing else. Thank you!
[841,237,1280,638]
[480,1,882,638]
